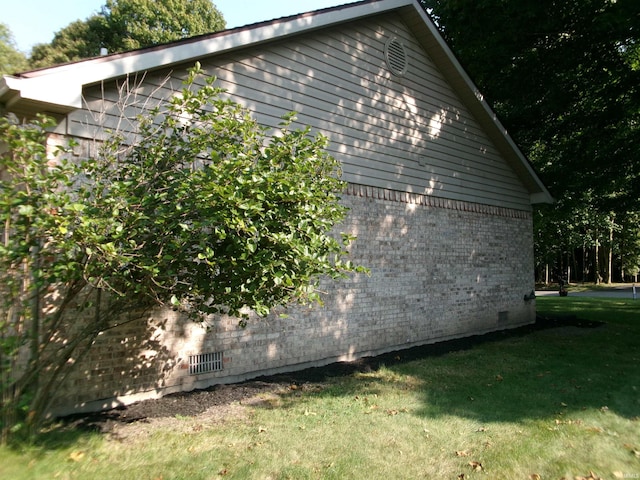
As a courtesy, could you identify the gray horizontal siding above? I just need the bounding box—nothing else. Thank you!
[69,13,531,210]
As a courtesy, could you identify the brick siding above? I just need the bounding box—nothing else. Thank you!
[51,184,536,415]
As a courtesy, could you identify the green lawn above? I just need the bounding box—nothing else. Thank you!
[2,296,639,479]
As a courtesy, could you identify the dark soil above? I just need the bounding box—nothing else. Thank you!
[63,314,602,438]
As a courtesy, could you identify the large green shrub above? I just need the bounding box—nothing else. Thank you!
[0,65,364,442]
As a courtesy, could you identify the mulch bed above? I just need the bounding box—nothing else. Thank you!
[63,313,603,435]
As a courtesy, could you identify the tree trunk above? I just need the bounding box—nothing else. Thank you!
[29,244,41,411]
[607,225,613,284]
[582,243,588,282]
[594,241,600,284]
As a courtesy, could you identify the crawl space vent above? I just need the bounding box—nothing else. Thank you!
[189,351,223,375]
[385,37,408,76]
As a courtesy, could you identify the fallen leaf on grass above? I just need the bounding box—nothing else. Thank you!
[585,426,604,433]
[468,461,483,471]
[625,445,640,457]
[218,468,229,476]
[455,450,470,457]
[574,471,602,480]
[386,408,408,416]
[258,426,267,433]
[457,474,465,480]
[555,418,583,426]
[529,474,541,480]
[68,451,85,462]
[556,418,582,425]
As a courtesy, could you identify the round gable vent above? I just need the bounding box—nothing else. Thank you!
[384,37,408,76]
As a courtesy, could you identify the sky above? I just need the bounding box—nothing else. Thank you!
[2,0,352,54]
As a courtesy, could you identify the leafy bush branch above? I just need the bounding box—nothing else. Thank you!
[0,64,364,442]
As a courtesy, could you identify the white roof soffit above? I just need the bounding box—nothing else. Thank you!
[0,0,552,203]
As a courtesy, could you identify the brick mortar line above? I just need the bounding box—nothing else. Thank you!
[344,183,531,219]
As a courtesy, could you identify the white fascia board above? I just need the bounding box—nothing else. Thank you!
[2,0,551,203]
[531,192,554,204]
[408,3,553,203]
[1,72,82,109]
[0,76,11,97]
[3,0,413,111]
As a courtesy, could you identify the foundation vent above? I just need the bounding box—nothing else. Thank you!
[385,37,408,76]
[189,351,223,375]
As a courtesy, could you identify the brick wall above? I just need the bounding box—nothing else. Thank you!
[51,185,536,415]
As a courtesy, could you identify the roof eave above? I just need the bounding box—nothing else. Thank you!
[398,4,553,204]
[531,192,554,204]
[1,75,79,117]
[2,0,552,203]
[3,0,412,114]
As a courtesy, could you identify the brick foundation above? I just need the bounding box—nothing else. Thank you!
[51,185,536,416]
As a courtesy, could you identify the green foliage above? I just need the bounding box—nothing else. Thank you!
[0,113,91,442]
[29,0,226,68]
[0,23,28,74]
[423,0,640,203]
[618,211,640,277]
[29,18,106,68]
[102,0,226,51]
[83,64,364,319]
[0,65,363,441]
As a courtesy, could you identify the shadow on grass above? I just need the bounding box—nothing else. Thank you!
[404,319,639,424]
[21,298,639,450]
[264,299,640,425]
[2,423,100,452]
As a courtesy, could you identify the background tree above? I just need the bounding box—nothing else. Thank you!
[30,0,225,68]
[29,18,106,68]
[618,211,640,281]
[102,0,226,51]
[421,0,640,283]
[0,23,28,74]
[0,66,363,441]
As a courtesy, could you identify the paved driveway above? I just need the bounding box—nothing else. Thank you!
[536,286,639,299]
